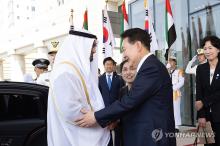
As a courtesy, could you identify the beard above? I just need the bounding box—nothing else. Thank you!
[90,54,93,62]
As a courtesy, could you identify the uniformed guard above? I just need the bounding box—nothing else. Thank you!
[36,41,59,86]
[166,56,184,131]
[185,48,206,76]
[32,58,50,82]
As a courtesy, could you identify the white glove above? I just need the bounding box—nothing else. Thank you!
[191,55,197,62]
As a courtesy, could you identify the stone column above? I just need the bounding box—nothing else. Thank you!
[9,54,25,81]
[0,61,3,81]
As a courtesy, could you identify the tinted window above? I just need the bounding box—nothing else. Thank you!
[0,94,40,121]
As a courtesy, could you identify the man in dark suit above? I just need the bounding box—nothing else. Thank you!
[99,57,124,107]
[75,28,176,146]
[99,57,124,146]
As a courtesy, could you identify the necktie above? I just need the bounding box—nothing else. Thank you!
[107,74,112,90]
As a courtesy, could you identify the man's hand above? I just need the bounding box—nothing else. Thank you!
[198,118,206,128]
[195,100,204,111]
[75,108,97,127]
[107,121,118,130]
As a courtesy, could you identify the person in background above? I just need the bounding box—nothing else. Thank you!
[37,43,58,86]
[119,59,136,97]
[24,58,49,83]
[195,36,220,146]
[98,57,124,146]
[167,56,184,131]
[119,59,137,146]
[185,48,206,76]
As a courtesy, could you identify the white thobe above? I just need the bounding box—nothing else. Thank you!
[47,64,110,146]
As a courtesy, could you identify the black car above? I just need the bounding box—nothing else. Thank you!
[0,81,49,146]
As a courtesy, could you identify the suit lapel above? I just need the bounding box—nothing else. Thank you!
[137,54,154,74]
[203,63,211,88]
[111,72,117,91]
[102,73,109,90]
[211,60,220,87]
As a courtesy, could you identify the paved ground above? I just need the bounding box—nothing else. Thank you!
[177,126,203,146]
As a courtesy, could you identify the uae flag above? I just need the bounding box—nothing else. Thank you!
[206,5,216,36]
[144,0,159,53]
[83,8,88,30]
[102,8,116,58]
[120,0,129,53]
[164,0,176,60]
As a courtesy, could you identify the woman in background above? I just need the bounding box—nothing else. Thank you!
[117,60,137,146]
[195,35,220,146]
[119,60,137,97]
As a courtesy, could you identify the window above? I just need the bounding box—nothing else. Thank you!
[0,94,41,121]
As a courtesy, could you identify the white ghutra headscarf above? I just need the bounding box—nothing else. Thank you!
[47,29,110,146]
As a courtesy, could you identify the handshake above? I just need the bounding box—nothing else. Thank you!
[75,108,119,130]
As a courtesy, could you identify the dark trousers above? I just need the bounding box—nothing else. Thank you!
[114,126,122,146]
[108,134,113,146]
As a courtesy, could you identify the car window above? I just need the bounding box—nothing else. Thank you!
[0,94,41,121]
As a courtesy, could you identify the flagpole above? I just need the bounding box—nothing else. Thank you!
[105,0,108,10]
[69,9,74,31]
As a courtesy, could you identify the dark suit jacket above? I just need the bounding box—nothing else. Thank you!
[99,72,124,107]
[95,55,176,146]
[196,60,220,123]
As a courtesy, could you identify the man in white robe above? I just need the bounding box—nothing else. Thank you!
[47,29,110,146]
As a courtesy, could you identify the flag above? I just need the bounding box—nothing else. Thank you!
[164,0,177,60]
[102,8,116,58]
[206,5,216,36]
[144,0,159,53]
[191,17,199,52]
[144,0,149,32]
[120,0,129,52]
[181,27,188,68]
[197,17,203,47]
[83,8,88,30]
[181,28,187,57]
[187,27,192,58]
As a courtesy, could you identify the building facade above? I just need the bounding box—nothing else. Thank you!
[0,0,122,81]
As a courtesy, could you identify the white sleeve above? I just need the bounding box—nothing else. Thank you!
[173,70,184,91]
[36,74,46,85]
[51,72,84,122]
[185,56,197,75]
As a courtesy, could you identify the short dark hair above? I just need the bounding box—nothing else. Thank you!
[120,59,128,72]
[201,35,220,50]
[121,28,152,51]
[103,57,115,65]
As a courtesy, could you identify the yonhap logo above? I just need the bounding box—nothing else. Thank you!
[152,129,163,142]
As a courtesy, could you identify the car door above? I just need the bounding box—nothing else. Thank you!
[0,82,48,146]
